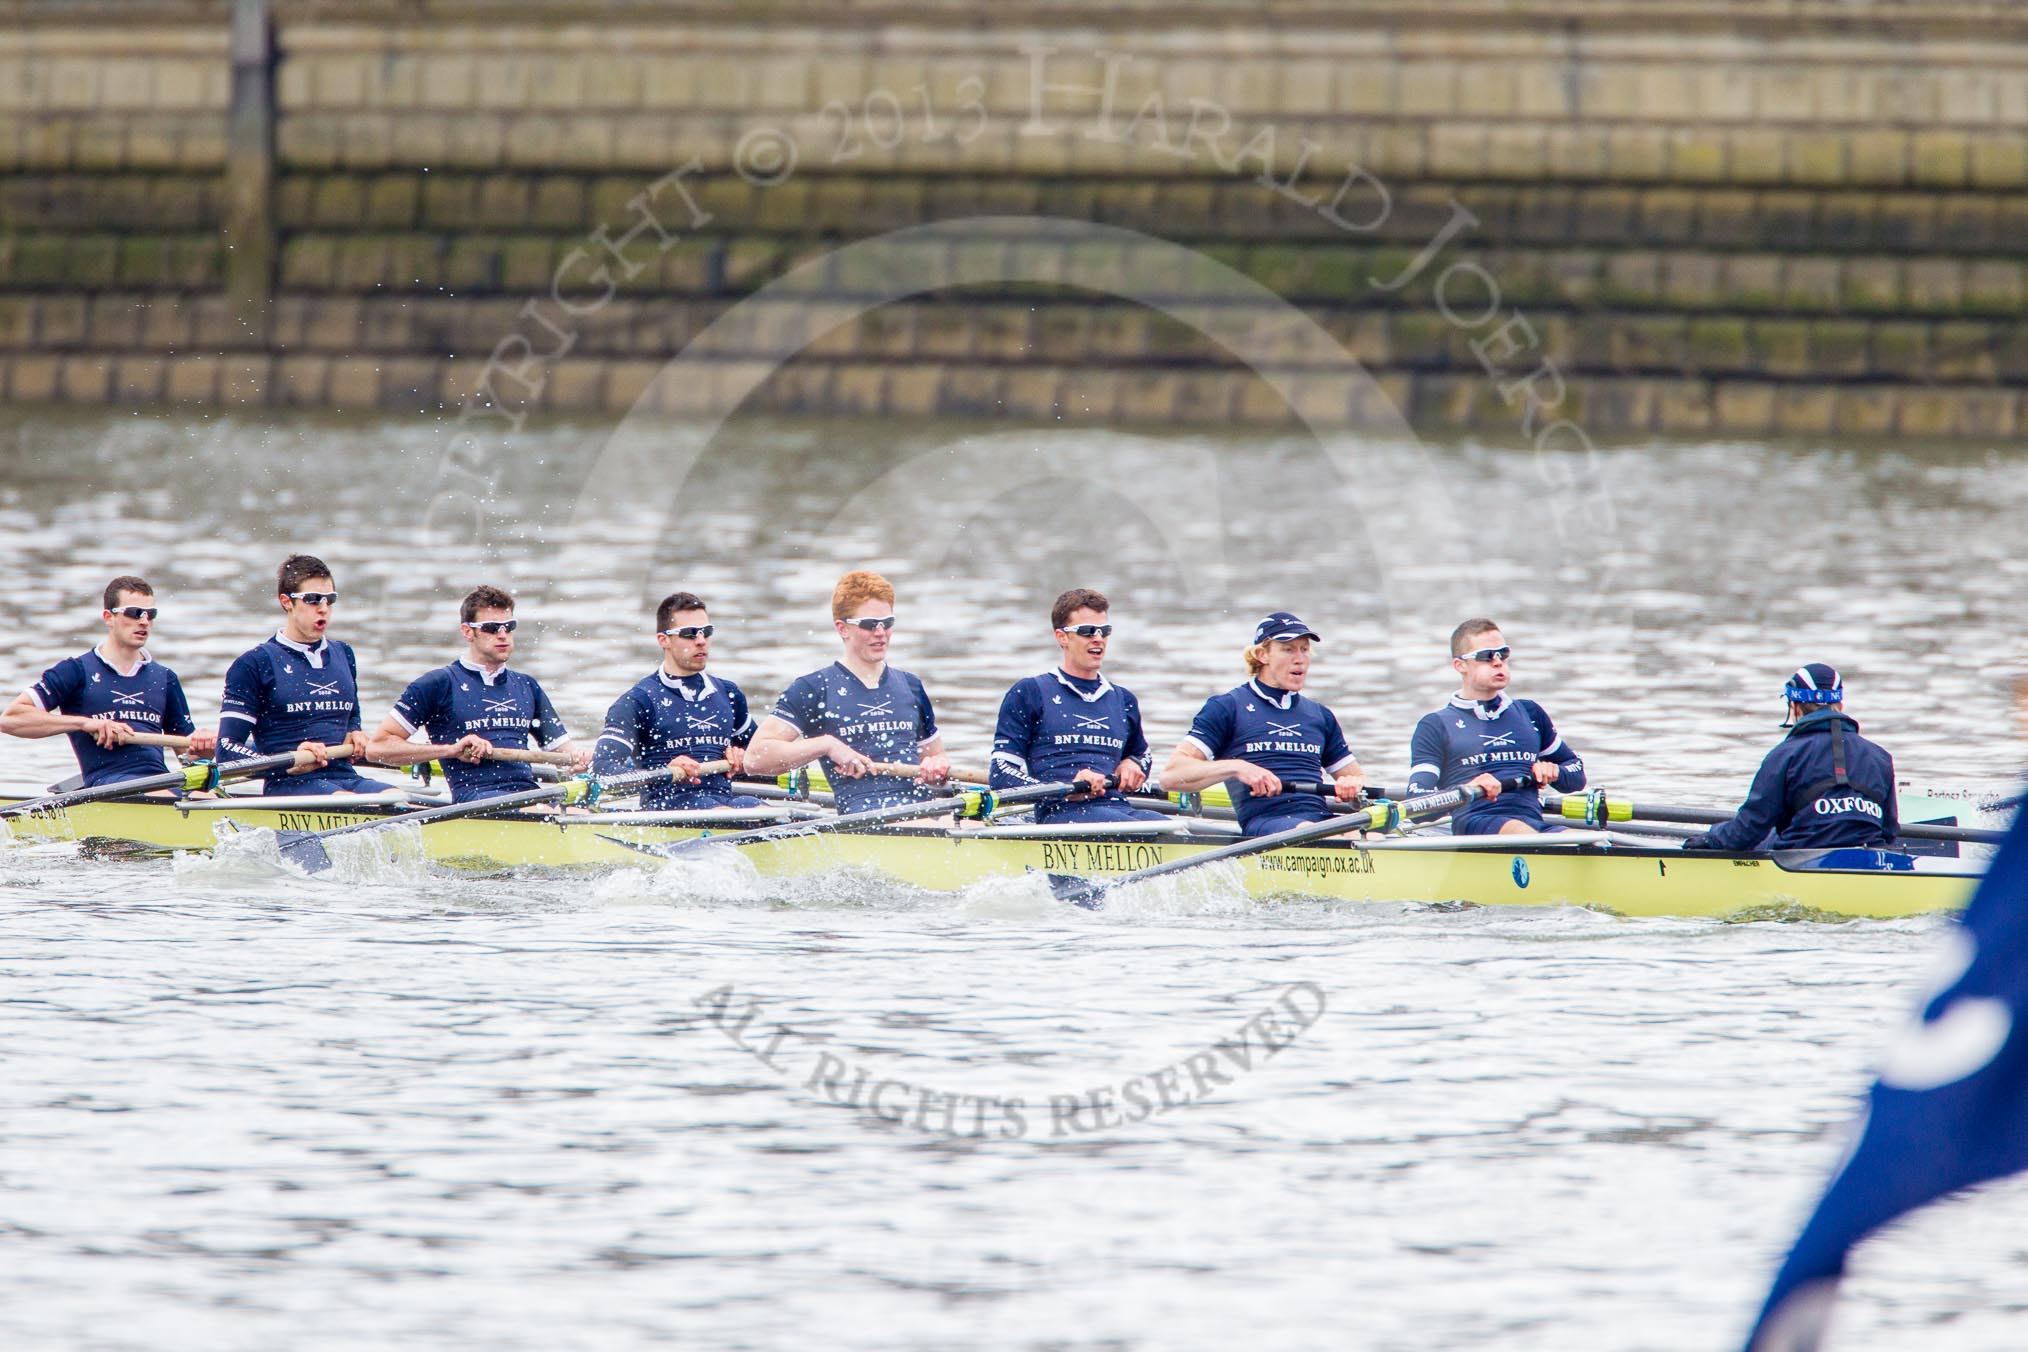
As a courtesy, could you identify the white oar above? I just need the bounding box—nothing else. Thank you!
[1542,790,2006,847]
[1048,776,1532,910]
[275,761,723,874]
[646,777,1089,860]
[2,742,359,820]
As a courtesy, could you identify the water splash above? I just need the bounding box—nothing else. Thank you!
[586,849,950,915]
[170,818,432,888]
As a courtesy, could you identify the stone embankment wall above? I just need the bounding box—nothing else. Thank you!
[2,1,2026,439]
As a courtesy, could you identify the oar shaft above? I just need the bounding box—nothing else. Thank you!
[0,741,360,818]
[131,732,361,770]
[1095,789,1443,889]
[1086,775,1535,896]
[656,778,1084,857]
[303,763,680,844]
[1544,793,2005,846]
[776,762,991,789]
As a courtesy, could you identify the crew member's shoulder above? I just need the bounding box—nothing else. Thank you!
[770,666,830,704]
[1003,672,1049,701]
[227,638,279,674]
[1296,690,1341,719]
[1095,671,1138,699]
[398,663,455,701]
[1194,684,1246,712]
[31,652,90,698]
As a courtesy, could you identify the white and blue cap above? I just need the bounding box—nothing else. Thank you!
[1254,611,1321,645]
[1781,662,1843,724]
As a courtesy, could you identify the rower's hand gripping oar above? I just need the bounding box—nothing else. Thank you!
[1541,790,2007,847]
[1,743,360,820]
[646,777,1096,860]
[274,761,723,874]
[1048,776,1531,910]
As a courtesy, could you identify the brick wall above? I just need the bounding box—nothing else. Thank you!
[1,0,2025,437]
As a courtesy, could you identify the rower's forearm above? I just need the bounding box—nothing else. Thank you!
[1157,755,1231,794]
[741,735,830,777]
[365,734,433,766]
[0,708,88,739]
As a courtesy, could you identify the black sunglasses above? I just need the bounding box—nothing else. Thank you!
[1458,645,1512,663]
[285,591,339,606]
[109,606,159,621]
[843,616,896,631]
[466,618,518,634]
[659,624,714,640]
[1059,623,1113,638]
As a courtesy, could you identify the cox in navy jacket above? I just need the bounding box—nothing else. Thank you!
[1686,710,1897,852]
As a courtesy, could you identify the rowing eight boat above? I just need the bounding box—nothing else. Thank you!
[0,791,1983,920]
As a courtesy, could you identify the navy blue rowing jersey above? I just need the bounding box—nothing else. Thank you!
[29,648,196,787]
[1407,693,1585,834]
[389,659,570,802]
[1181,678,1357,836]
[594,668,760,810]
[990,669,1160,823]
[1692,711,1898,852]
[218,632,377,795]
[770,661,938,814]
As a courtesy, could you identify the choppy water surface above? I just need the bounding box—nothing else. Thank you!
[2,411,2025,1350]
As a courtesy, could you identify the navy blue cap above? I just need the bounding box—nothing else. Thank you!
[1254,611,1321,645]
[1780,662,1843,725]
[1784,662,1844,704]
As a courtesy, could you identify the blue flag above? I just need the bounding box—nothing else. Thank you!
[1745,803,2028,1351]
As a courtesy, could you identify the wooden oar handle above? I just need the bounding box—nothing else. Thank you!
[668,758,732,782]
[130,730,356,772]
[416,743,579,767]
[863,761,988,782]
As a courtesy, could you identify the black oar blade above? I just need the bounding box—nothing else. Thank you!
[276,830,335,874]
[1043,872,1109,910]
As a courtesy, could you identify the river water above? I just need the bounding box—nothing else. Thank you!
[2,410,2024,1350]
